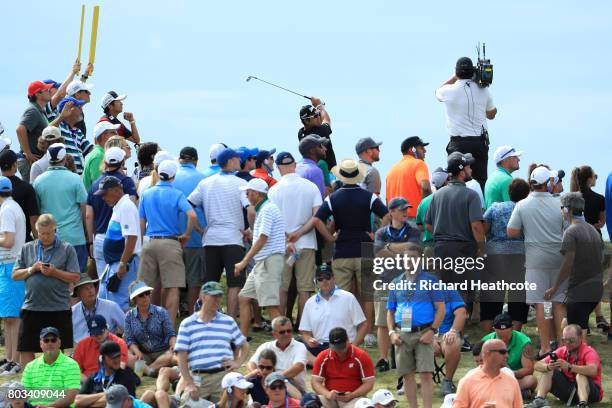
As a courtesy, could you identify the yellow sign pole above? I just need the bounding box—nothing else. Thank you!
[77,5,85,64]
[87,5,100,76]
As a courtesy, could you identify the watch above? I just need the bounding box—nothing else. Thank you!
[429,327,439,335]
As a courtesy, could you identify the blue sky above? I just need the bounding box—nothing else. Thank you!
[2,1,611,203]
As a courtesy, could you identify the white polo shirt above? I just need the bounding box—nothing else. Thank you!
[249,339,308,389]
[0,198,26,261]
[268,173,322,250]
[109,194,142,255]
[435,79,495,136]
[299,288,366,343]
[253,199,286,261]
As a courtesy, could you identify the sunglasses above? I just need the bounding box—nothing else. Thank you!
[43,337,58,343]
[258,364,274,371]
[489,349,508,355]
[316,276,331,282]
[137,291,151,298]
[276,329,292,335]
[269,384,286,391]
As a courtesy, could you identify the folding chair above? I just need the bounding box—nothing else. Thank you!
[432,356,446,384]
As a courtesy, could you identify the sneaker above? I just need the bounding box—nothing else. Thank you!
[576,402,589,408]
[524,397,549,408]
[527,305,536,322]
[375,358,390,372]
[0,362,20,376]
[461,336,473,352]
[364,333,377,347]
[440,379,454,397]
[396,376,403,391]
[0,360,11,372]
[596,315,609,332]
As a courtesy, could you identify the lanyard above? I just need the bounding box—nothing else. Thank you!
[82,300,98,324]
[94,365,116,391]
[386,223,408,242]
[37,238,58,263]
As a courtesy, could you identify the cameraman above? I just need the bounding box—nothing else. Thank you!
[436,57,497,190]
[527,324,603,408]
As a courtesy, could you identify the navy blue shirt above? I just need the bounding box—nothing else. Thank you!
[88,171,138,234]
[315,185,388,258]
[387,271,444,327]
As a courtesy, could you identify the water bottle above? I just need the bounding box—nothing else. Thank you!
[286,251,299,267]
[543,302,553,320]
[134,360,145,377]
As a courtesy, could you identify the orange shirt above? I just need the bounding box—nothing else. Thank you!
[453,367,522,408]
[385,155,429,217]
[73,333,129,376]
[252,168,278,188]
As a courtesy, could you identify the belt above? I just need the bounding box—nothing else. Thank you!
[150,236,180,241]
[192,367,225,374]
[396,323,431,332]
[450,135,481,140]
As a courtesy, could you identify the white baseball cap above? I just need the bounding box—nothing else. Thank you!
[493,145,523,164]
[47,143,67,163]
[101,91,127,110]
[104,146,126,165]
[440,393,456,408]
[209,143,226,161]
[530,166,556,185]
[240,178,268,194]
[153,150,174,167]
[94,121,121,140]
[372,389,398,406]
[353,398,375,408]
[158,160,178,180]
[221,372,253,391]
[0,137,11,152]
[66,80,93,96]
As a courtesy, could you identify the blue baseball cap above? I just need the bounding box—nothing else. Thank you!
[57,97,86,113]
[217,148,240,167]
[42,79,61,88]
[275,152,295,166]
[0,176,12,192]
[255,149,276,167]
[87,315,108,336]
[40,326,60,339]
[236,146,259,165]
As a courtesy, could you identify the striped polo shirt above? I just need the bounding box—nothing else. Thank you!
[253,198,286,261]
[59,120,94,174]
[21,352,81,405]
[174,311,246,370]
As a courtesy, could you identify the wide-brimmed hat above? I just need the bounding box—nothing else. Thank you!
[331,158,367,185]
[129,281,154,300]
[72,274,99,297]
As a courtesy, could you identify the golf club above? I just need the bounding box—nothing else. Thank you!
[245,76,310,100]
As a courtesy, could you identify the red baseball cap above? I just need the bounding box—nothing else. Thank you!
[27,81,54,97]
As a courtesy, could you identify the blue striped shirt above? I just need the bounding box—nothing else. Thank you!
[59,120,93,174]
[125,304,176,352]
[174,311,246,370]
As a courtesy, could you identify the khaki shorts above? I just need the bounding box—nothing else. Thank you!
[183,247,206,288]
[374,301,388,327]
[282,249,316,292]
[142,349,170,365]
[239,254,283,307]
[138,239,186,289]
[395,329,434,375]
[331,257,373,298]
[318,397,358,408]
[193,369,225,401]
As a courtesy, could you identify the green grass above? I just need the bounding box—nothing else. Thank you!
[2,305,611,407]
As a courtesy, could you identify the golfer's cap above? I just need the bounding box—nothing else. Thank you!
[431,167,449,189]
[300,392,322,407]
[0,150,17,172]
[217,148,240,167]
[456,56,474,71]
[264,372,287,388]
[239,178,268,194]
[494,145,522,164]
[201,281,224,296]
[39,326,60,339]
[129,281,154,300]
[99,341,122,358]
[388,197,411,211]
[299,105,319,120]
[355,137,382,154]
[105,384,130,408]
[236,146,259,165]
[94,121,121,140]
[401,136,429,152]
[153,150,174,167]
[315,264,333,279]
[158,160,178,180]
[328,327,348,349]
[298,135,328,156]
[47,143,67,163]
[441,393,456,408]
[446,152,474,174]
[221,372,253,390]
[0,176,12,193]
[179,146,198,161]
[493,312,513,330]
[104,146,126,166]
[354,398,375,408]
[41,126,62,142]
[43,79,61,88]
[94,176,122,196]
[66,80,93,96]
[209,143,227,161]
[530,166,556,185]
[27,81,54,97]
[255,149,276,167]
[275,151,295,166]
[101,91,127,109]
[372,389,398,405]
[87,314,108,335]
[57,97,86,113]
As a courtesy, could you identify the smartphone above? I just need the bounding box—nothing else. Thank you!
[43,263,50,267]
[337,392,347,396]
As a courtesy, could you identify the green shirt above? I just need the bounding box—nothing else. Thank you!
[21,352,81,405]
[481,330,531,371]
[484,166,513,208]
[317,160,331,187]
[415,194,434,245]
[82,145,105,191]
